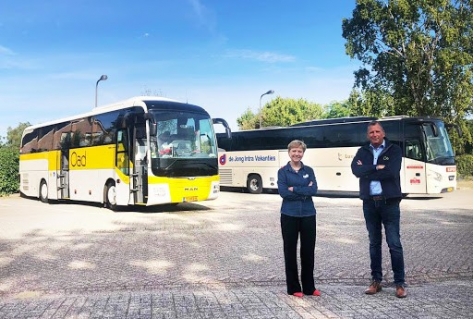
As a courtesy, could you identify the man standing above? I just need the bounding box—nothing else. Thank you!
[351,120,407,298]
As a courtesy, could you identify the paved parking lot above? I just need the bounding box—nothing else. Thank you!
[0,189,472,318]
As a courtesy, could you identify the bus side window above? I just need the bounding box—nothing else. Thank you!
[20,130,39,154]
[405,140,422,160]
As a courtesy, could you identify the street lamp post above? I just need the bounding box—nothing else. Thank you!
[259,89,274,128]
[95,75,108,108]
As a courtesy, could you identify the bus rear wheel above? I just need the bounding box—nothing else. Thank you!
[247,174,263,194]
[105,182,118,211]
[39,180,49,203]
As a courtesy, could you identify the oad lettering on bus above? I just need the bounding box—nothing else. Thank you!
[71,151,87,167]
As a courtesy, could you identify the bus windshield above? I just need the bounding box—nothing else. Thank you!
[423,121,455,164]
[149,110,219,177]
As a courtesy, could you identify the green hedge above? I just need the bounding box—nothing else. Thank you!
[0,147,19,196]
[456,154,473,179]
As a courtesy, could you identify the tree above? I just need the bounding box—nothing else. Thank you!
[261,97,324,127]
[6,122,31,149]
[347,88,396,117]
[236,108,259,130]
[0,147,19,195]
[237,97,324,129]
[141,88,164,96]
[323,101,352,118]
[0,122,31,195]
[342,0,473,154]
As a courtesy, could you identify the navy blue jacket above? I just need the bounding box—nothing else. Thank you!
[351,139,402,200]
[277,161,318,217]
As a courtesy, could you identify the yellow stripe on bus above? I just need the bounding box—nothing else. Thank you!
[20,145,117,170]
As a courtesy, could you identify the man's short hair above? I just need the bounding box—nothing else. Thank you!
[367,120,384,132]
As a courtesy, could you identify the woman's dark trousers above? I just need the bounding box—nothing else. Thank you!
[281,214,316,295]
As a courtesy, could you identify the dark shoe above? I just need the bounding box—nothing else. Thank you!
[365,281,382,295]
[396,285,407,298]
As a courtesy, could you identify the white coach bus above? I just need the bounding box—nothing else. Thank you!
[216,116,458,196]
[19,96,231,210]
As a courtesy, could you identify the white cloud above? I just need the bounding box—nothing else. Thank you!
[0,45,14,55]
[188,0,217,33]
[224,49,296,63]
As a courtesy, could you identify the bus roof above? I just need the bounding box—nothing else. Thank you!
[291,115,444,127]
[95,95,178,112]
[291,116,377,127]
[21,96,203,135]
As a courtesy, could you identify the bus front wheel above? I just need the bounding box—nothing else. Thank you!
[105,182,118,211]
[247,174,263,194]
[39,180,48,203]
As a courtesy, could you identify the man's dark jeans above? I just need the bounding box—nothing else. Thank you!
[363,198,405,286]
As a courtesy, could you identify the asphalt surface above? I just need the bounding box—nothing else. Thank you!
[0,188,472,319]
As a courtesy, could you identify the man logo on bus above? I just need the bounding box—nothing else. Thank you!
[219,154,227,165]
[71,151,87,167]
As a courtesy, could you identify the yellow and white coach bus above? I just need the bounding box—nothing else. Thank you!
[19,96,231,210]
[217,116,458,196]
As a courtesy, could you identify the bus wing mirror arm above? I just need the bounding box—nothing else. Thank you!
[212,118,232,139]
[144,113,157,136]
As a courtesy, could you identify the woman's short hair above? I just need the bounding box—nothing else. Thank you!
[287,139,307,152]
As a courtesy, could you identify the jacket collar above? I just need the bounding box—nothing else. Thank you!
[284,161,306,172]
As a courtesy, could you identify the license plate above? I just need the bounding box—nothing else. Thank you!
[183,196,198,202]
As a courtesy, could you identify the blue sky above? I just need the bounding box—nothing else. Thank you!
[0,0,360,137]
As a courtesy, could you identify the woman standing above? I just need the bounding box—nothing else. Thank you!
[277,140,320,297]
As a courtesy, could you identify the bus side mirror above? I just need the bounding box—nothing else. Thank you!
[144,113,157,136]
[212,118,232,139]
[149,122,157,137]
[430,124,439,137]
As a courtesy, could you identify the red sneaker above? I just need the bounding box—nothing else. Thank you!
[312,289,321,296]
[292,292,303,298]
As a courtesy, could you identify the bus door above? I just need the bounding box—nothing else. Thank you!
[403,138,427,193]
[131,125,148,204]
[57,133,70,199]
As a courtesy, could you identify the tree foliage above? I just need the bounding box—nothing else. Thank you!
[0,122,30,196]
[6,122,31,149]
[324,101,352,118]
[342,0,472,155]
[237,97,325,129]
[236,108,259,130]
[0,147,19,195]
[343,0,472,116]
[347,89,396,117]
